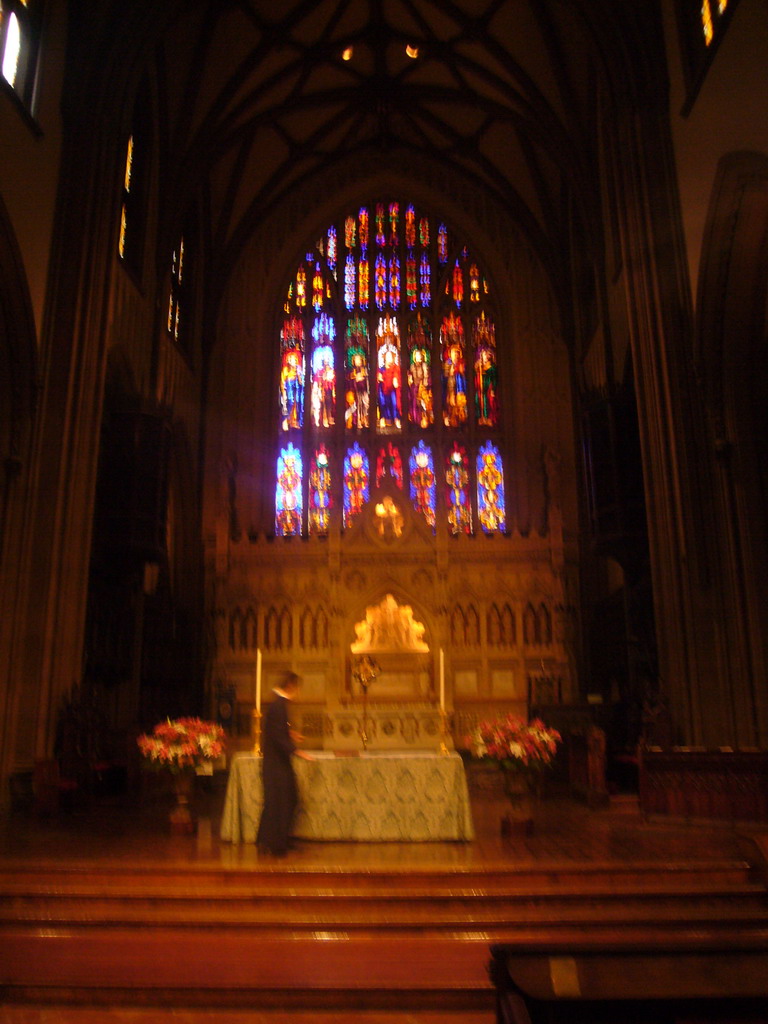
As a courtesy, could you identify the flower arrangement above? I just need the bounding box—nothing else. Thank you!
[472,714,561,775]
[137,717,226,774]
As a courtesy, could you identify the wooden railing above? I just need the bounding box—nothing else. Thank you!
[639,747,768,822]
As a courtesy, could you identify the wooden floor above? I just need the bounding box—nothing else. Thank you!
[0,780,759,872]
[1,778,767,1024]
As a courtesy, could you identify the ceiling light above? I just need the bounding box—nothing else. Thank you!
[405,44,419,59]
[342,46,353,61]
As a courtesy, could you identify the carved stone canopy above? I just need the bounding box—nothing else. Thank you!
[351,593,429,654]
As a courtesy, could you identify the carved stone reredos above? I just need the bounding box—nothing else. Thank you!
[351,593,430,655]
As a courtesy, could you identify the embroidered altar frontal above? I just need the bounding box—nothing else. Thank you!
[221,750,475,842]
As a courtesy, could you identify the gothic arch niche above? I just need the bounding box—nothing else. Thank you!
[697,150,768,744]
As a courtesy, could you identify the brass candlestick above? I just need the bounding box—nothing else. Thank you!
[252,708,262,756]
[439,707,449,756]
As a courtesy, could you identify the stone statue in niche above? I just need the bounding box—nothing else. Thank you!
[351,593,429,653]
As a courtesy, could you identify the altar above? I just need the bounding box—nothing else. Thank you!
[220,750,475,842]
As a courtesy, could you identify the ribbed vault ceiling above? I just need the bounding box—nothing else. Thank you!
[86,1,660,306]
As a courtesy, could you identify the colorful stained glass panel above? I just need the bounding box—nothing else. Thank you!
[376,316,402,431]
[275,443,303,536]
[344,442,370,527]
[477,442,505,533]
[409,440,436,529]
[406,315,433,428]
[309,445,332,535]
[446,444,472,535]
[473,311,498,427]
[345,317,370,430]
[441,312,468,427]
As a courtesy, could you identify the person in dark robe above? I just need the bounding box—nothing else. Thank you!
[256,671,309,856]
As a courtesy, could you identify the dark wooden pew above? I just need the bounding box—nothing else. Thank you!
[639,747,768,823]
[489,941,768,1023]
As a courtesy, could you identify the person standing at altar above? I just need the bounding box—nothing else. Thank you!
[257,671,310,856]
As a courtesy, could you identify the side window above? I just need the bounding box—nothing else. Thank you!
[677,0,740,113]
[1,0,43,113]
[118,80,151,278]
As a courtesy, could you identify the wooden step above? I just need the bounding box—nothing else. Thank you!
[1,855,766,1001]
[0,856,756,890]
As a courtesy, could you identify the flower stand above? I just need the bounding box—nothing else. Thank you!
[136,718,225,835]
[500,770,535,836]
[169,771,196,835]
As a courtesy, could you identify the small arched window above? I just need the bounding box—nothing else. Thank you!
[118,80,151,277]
[677,0,739,113]
[1,0,43,112]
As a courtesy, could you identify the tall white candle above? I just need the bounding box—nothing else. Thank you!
[255,648,262,712]
[439,647,445,710]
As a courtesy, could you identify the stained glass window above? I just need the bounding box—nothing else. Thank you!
[452,259,464,306]
[327,227,337,272]
[345,317,370,430]
[441,312,468,427]
[310,314,335,428]
[446,443,472,535]
[344,443,369,527]
[438,223,448,263]
[376,316,402,431]
[276,443,303,536]
[477,442,506,533]
[410,441,436,529]
[309,445,332,535]
[280,316,305,431]
[377,442,403,489]
[406,252,418,309]
[469,263,480,303]
[312,263,325,311]
[473,311,498,427]
[406,314,433,428]
[344,253,356,309]
[389,254,401,308]
[375,253,387,310]
[274,198,502,536]
[420,252,431,306]
[296,266,307,308]
[358,254,369,310]
[359,207,369,249]
[375,203,386,247]
[405,204,416,247]
[389,202,399,246]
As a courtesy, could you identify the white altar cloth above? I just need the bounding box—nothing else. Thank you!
[220,750,475,842]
